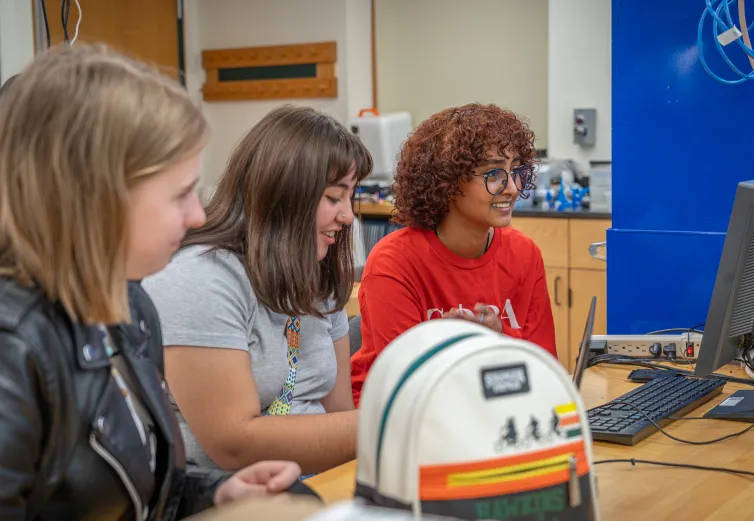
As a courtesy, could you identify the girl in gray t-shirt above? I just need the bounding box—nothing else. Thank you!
[143,106,373,475]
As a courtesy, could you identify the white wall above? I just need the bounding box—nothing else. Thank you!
[186,0,611,188]
[344,0,373,119]
[0,0,35,83]
[183,0,372,191]
[0,0,610,183]
[547,0,611,174]
[374,0,548,148]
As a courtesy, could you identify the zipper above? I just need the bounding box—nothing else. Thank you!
[447,452,576,488]
[89,434,147,521]
[419,450,587,502]
[568,455,582,507]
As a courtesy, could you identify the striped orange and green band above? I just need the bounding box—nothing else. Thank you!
[419,439,589,501]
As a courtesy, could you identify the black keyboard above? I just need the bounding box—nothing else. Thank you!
[587,374,725,445]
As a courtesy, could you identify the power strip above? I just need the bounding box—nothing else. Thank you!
[589,333,703,358]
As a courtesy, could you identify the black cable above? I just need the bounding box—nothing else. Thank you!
[739,337,754,372]
[39,0,51,48]
[65,0,71,34]
[587,355,695,372]
[586,354,754,386]
[608,400,754,445]
[594,458,754,478]
[587,354,659,365]
[61,0,71,44]
[737,353,754,373]
[646,327,704,335]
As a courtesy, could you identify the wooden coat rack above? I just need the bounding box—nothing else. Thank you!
[201,41,337,101]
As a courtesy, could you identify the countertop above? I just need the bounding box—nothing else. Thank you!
[354,201,611,220]
[514,206,611,219]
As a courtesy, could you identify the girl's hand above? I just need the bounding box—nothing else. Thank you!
[214,460,302,506]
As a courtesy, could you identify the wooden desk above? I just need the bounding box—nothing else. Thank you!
[346,283,360,319]
[306,364,754,520]
[355,201,395,217]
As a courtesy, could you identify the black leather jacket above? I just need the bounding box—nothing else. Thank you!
[0,278,231,521]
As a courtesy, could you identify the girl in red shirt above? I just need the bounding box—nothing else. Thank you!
[351,103,557,406]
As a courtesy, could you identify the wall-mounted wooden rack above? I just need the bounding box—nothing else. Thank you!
[201,41,337,101]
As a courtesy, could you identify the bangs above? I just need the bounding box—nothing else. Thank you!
[327,130,373,185]
[444,105,537,178]
[484,128,536,165]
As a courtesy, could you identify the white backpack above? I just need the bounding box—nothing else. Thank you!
[355,319,600,521]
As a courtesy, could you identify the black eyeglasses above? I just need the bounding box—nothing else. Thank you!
[475,165,535,196]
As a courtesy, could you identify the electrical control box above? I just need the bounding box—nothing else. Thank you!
[573,108,597,147]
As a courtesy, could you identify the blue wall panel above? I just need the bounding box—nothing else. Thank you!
[607,229,725,333]
[609,0,754,333]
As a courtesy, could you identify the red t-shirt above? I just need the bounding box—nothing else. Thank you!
[350,226,557,406]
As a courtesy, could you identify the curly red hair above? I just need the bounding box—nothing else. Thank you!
[392,103,537,229]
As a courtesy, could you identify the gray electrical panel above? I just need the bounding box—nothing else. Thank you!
[573,108,597,147]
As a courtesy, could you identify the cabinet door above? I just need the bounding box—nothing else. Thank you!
[38,0,180,79]
[512,217,569,268]
[545,267,570,370]
[569,219,611,270]
[568,269,607,359]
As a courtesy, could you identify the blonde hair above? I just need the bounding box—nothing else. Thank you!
[0,44,209,324]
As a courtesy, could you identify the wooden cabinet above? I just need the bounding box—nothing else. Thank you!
[513,217,569,268]
[569,219,609,270]
[568,269,607,359]
[545,267,570,365]
[34,0,181,80]
[512,217,610,371]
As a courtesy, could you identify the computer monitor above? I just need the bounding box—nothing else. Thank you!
[695,180,754,376]
[573,296,597,389]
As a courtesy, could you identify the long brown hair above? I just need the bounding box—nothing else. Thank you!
[0,44,209,324]
[183,105,372,317]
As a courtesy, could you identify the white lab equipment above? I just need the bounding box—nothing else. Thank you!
[348,109,412,187]
[589,162,612,212]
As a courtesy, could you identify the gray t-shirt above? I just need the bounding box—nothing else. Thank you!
[142,245,349,468]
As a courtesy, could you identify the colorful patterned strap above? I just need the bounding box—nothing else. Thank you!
[262,317,315,480]
[266,316,301,416]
